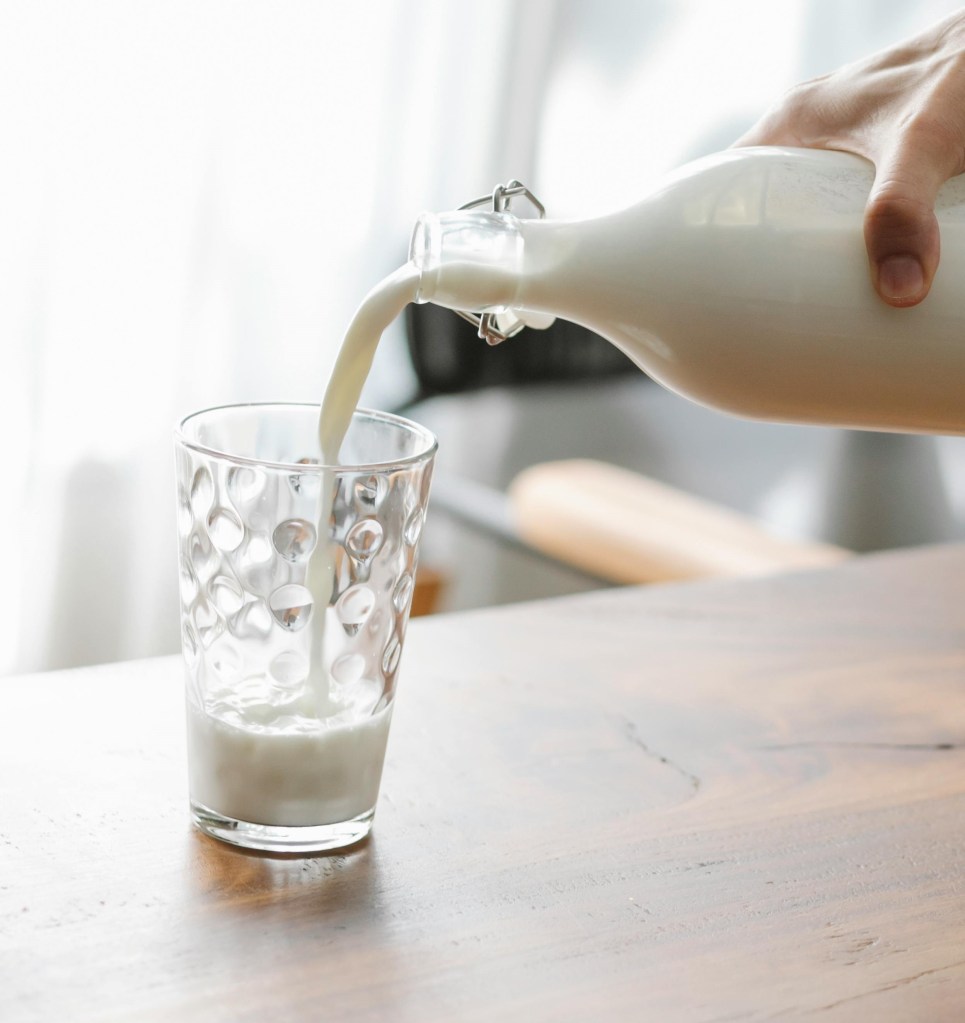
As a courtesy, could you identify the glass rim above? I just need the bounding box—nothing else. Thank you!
[175,402,438,473]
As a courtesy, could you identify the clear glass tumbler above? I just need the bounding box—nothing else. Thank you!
[174,403,436,853]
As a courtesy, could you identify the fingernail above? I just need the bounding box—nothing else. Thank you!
[877,255,924,303]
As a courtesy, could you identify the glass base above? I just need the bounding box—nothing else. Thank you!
[191,800,375,855]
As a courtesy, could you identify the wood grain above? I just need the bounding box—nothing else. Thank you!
[4,544,965,1021]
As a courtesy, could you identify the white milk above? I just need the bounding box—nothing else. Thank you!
[305,264,421,710]
[187,695,392,828]
[190,266,421,830]
[317,265,422,462]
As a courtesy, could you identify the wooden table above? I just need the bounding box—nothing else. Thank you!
[4,544,965,1021]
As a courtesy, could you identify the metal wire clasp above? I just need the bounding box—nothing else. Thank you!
[456,180,546,346]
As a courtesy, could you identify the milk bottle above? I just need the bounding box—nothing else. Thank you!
[410,146,965,435]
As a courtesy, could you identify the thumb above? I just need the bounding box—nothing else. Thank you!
[864,145,949,307]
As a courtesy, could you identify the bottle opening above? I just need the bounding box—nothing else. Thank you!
[405,209,526,313]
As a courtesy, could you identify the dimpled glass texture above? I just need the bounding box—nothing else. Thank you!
[174,404,436,852]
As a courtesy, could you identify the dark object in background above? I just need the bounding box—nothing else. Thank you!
[403,301,639,404]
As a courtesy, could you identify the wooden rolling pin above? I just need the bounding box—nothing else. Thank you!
[508,459,849,584]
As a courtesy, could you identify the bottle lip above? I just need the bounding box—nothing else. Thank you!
[409,211,441,274]
[406,208,526,311]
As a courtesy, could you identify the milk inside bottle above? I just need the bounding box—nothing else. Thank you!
[409,147,965,435]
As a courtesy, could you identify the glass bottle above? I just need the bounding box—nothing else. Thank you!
[410,146,965,434]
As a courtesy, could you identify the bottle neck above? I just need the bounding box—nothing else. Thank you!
[409,209,529,313]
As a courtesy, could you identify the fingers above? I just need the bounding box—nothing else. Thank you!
[731,12,965,308]
[738,99,961,308]
[865,134,958,307]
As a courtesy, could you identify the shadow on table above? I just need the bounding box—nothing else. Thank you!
[184,828,381,922]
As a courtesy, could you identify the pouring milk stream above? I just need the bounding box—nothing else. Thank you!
[194,145,965,828]
[186,270,421,830]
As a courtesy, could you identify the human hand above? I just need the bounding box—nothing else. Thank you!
[735,11,965,307]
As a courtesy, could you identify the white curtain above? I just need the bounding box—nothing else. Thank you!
[1,0,960,674]
[0,0,529,674]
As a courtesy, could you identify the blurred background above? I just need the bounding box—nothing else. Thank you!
[3,0,965,675]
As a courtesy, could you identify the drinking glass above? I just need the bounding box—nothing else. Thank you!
[175,403,436,853]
